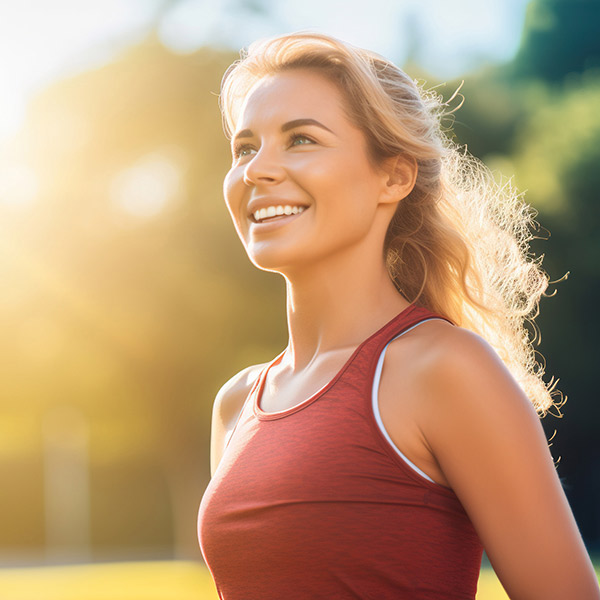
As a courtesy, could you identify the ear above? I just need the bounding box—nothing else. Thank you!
[378,154,418,205]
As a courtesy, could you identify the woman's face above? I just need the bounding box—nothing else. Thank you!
[223,68,396,274]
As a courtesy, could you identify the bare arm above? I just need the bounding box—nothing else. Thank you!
[412,328,599,599]
[210,363,267,477]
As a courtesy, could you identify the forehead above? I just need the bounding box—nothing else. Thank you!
[236,69,349,129]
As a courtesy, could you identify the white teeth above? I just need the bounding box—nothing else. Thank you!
[252,205,307,222]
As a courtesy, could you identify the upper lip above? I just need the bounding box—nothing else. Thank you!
[247,197,310,219]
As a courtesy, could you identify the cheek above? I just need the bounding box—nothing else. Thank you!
[223,169,242,217]
[222,170,252,248]
[302,157,376,214]
[289,155,348,200]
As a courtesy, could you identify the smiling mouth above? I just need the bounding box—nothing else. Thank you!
[251,205,308,224]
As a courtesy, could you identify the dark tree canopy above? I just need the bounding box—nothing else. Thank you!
[512,0,600,82]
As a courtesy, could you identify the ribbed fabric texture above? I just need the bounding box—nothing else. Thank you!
[198,305,484,599]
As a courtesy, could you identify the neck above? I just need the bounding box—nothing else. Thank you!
[281,242,411,371]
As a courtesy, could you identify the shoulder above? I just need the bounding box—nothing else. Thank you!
[389,319,544,445]
[389,317,499,365]
[412,321,539,423]
[213,362,269,423]
[386,318,534,419]
[382,318,549,495]
[379,318,539,487]
[210,362,269,476]
[385,321,549,531]
[409,321,546,468]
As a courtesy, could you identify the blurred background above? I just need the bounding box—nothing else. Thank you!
[0,0,599,597]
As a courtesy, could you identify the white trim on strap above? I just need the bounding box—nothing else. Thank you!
[371,318,447,485]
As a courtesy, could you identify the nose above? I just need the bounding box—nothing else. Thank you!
[242,146,285,187]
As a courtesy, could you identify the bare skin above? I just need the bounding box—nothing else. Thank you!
[211,68,600,599]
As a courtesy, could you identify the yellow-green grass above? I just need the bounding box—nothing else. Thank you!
[0,561,597,599]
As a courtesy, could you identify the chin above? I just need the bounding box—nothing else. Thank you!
[247,254,289,275]
[246,245,303,275]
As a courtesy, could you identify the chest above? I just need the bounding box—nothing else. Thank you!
[258,348,356,414]
[257,341,451,488]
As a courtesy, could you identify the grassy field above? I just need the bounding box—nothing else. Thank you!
[0,561,598,599]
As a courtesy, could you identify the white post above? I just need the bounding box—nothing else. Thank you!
[42,405,91,562]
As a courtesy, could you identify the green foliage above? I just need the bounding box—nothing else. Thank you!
[443,71,529,158]
[511,73,600,221]
[512,0,600,82]
[512,74,600,438]
[440,66,600,403]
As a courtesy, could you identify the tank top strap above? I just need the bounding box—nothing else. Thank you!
[368,304,453,349]
[223,351,286,452]
[343,305,455,398]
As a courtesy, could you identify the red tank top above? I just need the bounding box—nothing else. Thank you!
[198,305,484,599]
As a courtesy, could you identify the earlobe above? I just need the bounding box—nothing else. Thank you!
[380,154,418,204]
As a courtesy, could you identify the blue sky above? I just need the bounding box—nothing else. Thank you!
[158,0,530,76]
[0,0,530,142]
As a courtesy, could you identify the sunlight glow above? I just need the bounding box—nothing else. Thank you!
[0,160,39,208]
[109,152,184,218]
[18,315,64,365]
[0,0,162,142]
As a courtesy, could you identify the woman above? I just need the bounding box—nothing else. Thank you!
[198,32,599,599]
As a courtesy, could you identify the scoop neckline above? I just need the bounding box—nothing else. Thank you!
[253,304,418,421]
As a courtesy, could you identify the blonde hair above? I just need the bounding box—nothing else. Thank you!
[219,31,564,417]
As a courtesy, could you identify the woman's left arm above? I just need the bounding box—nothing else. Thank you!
[417,327,600,600]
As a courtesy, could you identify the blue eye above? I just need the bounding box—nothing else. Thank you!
[289,133,315,146]
[233,144,255,159]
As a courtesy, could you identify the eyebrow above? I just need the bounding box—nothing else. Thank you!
[232,118,335,144]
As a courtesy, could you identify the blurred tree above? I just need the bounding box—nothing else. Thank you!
[440,72,529,159]
[508,74,600,417]
[0,33,286,559]
[511,0,600,82]
[447,58,600,551]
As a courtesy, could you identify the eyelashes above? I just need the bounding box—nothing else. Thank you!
[232,132,316,159]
